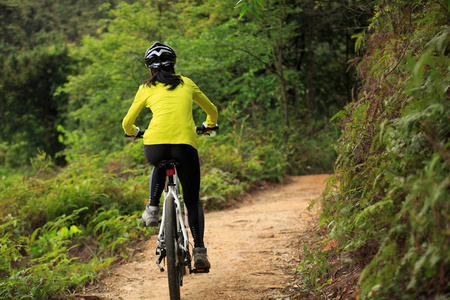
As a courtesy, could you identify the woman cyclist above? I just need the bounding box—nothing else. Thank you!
[122,41,217,270]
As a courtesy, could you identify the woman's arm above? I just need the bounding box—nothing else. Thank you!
[122,85,147,135]
[189,80,218,127]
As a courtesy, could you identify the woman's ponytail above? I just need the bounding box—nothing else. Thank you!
[145,65,183,90]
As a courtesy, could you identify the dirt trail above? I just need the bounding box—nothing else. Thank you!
[82,175,329,300]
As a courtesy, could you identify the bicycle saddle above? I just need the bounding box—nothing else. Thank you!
[158,159,179,169]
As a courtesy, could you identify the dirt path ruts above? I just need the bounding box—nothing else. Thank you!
[81,175,329,300]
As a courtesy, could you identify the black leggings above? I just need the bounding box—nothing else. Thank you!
[144,144,205,248]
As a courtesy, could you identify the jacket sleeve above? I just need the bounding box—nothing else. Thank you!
[189,79,218,127]
[122,85,147,135]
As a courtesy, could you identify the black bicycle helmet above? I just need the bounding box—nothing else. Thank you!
[144,42,176,69]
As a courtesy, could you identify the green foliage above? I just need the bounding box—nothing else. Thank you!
[88,207,151,257]
[0,218,25,276]
[0,207,115,299]
[199,130,286,183]
[295,246,332,293]
[29,208,85,259]
[0,149,153,298]
[0,45,73,166]
[200,169,247,209]
[0,0,145,167]
[287,124,339,175]
[309,1,450,298]
[235,0,264,20]
[30,149,55,176]
[0,0,133,53]
[197,126,287,209]
[1,248,113,299]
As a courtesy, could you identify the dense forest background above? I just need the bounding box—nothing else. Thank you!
[1,0,448,299]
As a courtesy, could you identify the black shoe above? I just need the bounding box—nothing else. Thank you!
[193,247,211,269]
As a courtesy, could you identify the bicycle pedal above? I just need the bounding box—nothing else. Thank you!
[191,268,209,274]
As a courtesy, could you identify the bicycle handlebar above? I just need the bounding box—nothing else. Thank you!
[125,125,219,139]
[195,125,219,135]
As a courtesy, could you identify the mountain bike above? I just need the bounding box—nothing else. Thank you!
[125,124,218,300]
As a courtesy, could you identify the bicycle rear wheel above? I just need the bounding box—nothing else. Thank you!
[165,196,181,300]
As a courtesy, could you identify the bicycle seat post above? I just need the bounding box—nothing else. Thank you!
[158,159,179,188]
[166,165,176,186]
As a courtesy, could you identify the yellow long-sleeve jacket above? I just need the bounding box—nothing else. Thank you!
[122,76,218,149]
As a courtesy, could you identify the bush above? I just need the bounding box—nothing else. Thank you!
[0,149,155,298]
[308,2,450,299]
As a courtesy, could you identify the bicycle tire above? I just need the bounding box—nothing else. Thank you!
[165,195,181,300]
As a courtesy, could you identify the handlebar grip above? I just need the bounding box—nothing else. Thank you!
[125,130,145,138]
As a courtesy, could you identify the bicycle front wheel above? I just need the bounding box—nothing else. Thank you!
[165,196,181,300]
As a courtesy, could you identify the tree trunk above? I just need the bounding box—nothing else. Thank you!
[307,11,315,117]
[275,47,290,144]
